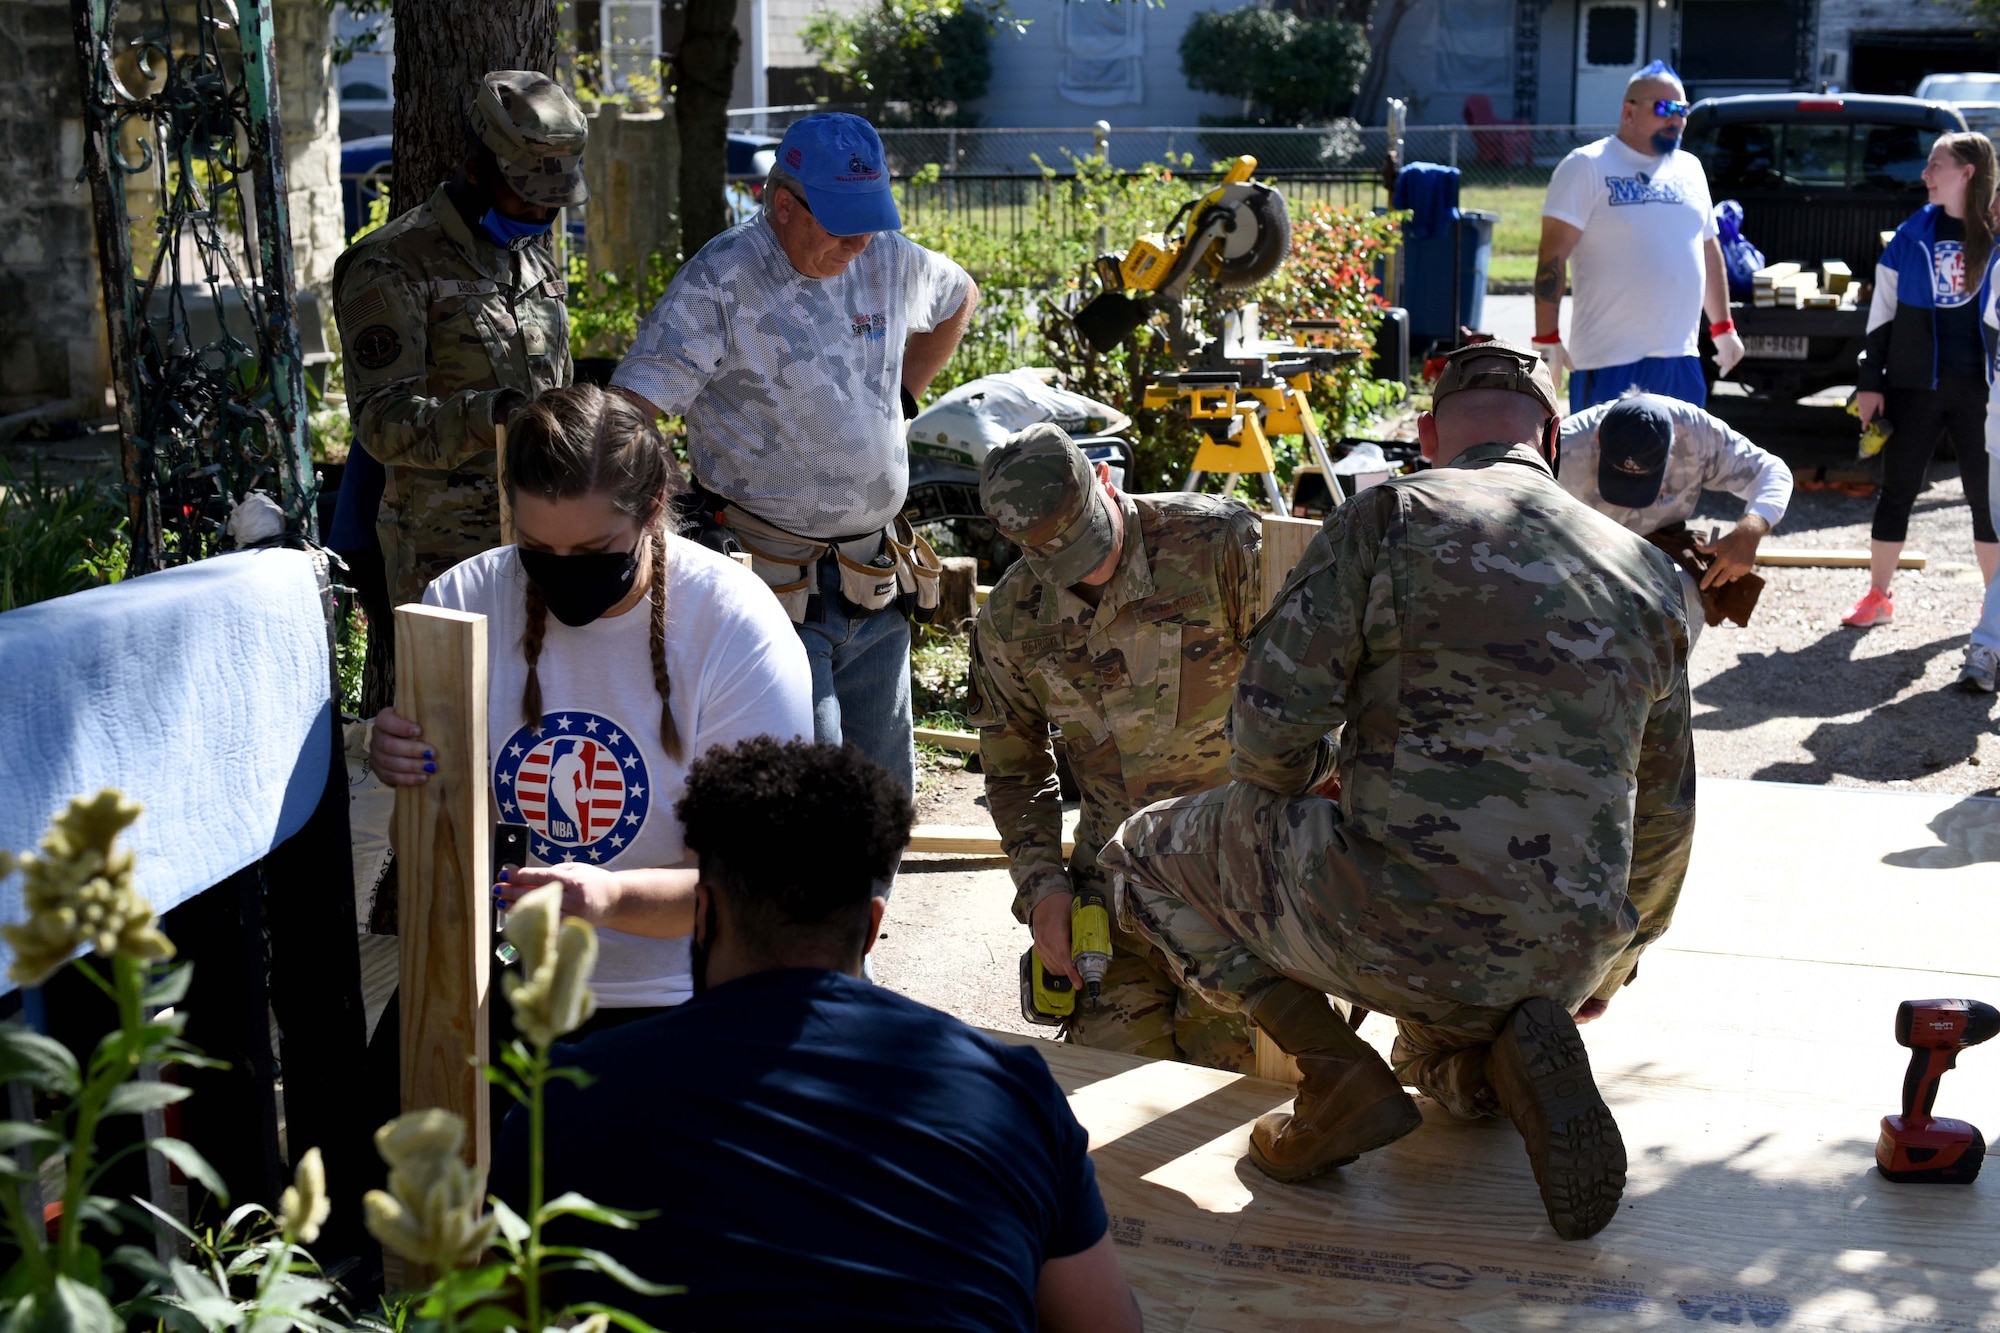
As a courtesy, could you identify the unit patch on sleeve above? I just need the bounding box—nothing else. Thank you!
[353,325,403,371]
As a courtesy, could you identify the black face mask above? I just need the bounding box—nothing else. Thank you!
[689,894,719,997]
[518,546,639,627]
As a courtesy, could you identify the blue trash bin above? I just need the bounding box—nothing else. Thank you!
[1401,211,1496,351]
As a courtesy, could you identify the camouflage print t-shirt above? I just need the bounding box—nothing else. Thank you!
[612,214,972,539]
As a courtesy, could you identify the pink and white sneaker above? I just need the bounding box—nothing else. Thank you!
[1841,587,1895,628]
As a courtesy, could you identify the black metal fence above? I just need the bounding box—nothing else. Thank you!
[891,170,1383,238]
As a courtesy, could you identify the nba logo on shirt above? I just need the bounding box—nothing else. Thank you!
[493,711,651,864]
[1934,241,1970,307]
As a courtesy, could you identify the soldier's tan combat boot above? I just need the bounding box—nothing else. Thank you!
[1244,981,1423,1182]
[1486,996,1626,1240]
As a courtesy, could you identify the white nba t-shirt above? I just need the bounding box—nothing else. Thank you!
[423,536,812,1007]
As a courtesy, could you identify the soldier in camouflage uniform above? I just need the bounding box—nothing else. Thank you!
[967,424,1258,1072]
[333,70,583,606]
[1101,341,1697,1241]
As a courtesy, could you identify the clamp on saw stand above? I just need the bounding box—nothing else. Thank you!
[1070,155,1363,515]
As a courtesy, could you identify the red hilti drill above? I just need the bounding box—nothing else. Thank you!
[1875,998,2000,1183]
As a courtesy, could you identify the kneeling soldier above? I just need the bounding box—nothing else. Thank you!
[968,424,1260,1071]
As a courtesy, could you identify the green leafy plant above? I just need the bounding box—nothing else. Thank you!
[364,884,674,1332]
[1178,8,1370,125]
[0,461,130,613]
[803,0,1005,126]
[566,252,682,360]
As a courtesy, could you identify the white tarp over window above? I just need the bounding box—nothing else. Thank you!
[1431,0,1512,91]
[1058,0,1144,106]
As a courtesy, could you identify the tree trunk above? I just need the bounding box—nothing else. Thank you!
[390,0,560,216]
[1337,0,1378,27]
[675,0,741,257]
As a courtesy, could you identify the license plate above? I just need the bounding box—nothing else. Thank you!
[1743,334,1809,360]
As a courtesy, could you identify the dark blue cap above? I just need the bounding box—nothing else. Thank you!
[775,114,900,237]
[1597,395,1675,508]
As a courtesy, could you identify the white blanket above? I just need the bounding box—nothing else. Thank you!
[0,550,333,990]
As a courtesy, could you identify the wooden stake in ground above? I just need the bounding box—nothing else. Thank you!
[393,605,493,1173]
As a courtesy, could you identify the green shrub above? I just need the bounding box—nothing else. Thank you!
[803,0,996,127]
[0,462,129,613]
[1178,9,1370,125]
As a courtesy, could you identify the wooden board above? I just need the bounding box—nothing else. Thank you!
[909,822,1074,857]
[988,778,2000,1330]
[1756,548,1927,570]
[1261,514,1322,596]
[392,604,492,1176]
[914,726,981,754]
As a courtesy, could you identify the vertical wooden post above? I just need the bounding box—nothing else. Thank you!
[1253,514,1327,1086]
[393,605,492,1170]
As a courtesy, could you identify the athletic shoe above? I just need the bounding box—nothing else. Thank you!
[1959,644,2000,693]
[1841,588,1894,628]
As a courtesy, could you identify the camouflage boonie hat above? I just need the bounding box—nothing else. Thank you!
[1432,339,1559,416]
[474,71,589,208]
[980,423,1118,587]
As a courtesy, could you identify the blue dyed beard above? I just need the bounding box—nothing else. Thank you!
[1651,129,1682,156]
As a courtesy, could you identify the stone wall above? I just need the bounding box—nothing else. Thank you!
[0,0,106,415]
[275,0,345,302]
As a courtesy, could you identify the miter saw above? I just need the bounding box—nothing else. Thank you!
[1072,156,1367,512]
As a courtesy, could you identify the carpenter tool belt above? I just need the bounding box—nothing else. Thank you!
[1644,521,1763,629]
[721,502,941,626]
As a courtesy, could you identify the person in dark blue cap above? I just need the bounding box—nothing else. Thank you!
[1557,392,1792,647]
[611,112,979,819]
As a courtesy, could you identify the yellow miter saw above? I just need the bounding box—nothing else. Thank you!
[1072,155,1364,512]
[1073,155,1293,357]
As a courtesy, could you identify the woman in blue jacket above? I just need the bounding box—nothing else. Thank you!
[1847,132,1999,630]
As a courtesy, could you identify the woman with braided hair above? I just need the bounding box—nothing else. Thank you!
[371,383,812,1023]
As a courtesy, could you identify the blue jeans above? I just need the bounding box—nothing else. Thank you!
[1569,354,1708,413]
[797,556,916,799]
[1970,452,2000,652]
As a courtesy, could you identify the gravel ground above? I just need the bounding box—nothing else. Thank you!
[1685,460,2000,796]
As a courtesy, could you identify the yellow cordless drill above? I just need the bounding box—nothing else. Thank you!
[1019,884,1113,1025]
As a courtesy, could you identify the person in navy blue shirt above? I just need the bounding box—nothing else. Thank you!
[492,736,1140,1332]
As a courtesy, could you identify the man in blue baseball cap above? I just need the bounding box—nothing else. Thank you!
[612,112,977,823]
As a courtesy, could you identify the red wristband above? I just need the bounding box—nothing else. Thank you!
[1530,332,1563,345]
[1709,319,1737,337]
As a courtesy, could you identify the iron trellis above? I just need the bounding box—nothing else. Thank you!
[71,0,313,575]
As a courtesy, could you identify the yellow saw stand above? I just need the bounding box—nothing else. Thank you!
[1145,306,1361,515]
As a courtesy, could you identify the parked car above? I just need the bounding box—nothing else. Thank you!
[1913,72,2000,105]
[1681,93,1968,417]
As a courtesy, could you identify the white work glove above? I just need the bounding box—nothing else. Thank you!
[1712,328,1745,379]
[1531,335,1572,381]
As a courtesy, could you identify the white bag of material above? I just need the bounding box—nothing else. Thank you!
[908,369,1131,468]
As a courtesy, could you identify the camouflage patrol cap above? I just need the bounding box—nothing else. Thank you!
[979,423,1118,587]
[1431,339,1559,416]
[474,71,589,208]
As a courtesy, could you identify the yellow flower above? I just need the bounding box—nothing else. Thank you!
[501,885,598,1049]
[361,1110,496,1270]
[279,1146,331,1245]
[1,790,172,987]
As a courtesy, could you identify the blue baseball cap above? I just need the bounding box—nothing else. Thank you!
[775,114,900,237]
[1597,395,1675,509]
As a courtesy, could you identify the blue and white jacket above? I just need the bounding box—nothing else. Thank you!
[1859,204,1998,393]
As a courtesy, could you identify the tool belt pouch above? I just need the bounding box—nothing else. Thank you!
[722,506,819,624]
[1644,523,1765,629]
[834,531,901,619]
[889,514,943,624]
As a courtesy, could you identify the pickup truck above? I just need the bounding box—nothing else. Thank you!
[1681,94,1968,434]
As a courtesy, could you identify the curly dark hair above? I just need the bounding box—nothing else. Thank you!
[675,738,915,963]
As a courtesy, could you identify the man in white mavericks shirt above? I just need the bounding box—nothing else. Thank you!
[1533,60,1747,412]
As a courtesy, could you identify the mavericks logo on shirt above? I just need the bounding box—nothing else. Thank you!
[1933,240,1971,307]
[1605,172,1686,207]
[494,711,651,863]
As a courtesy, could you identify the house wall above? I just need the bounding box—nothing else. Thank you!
[1534,0,1579,123]
[967,0,1244,131]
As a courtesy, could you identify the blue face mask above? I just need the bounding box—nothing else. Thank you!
[479,208,554,249]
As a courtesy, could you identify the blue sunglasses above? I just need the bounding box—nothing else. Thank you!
[1650,98,1691,118]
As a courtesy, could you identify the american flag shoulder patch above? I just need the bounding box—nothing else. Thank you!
[341,285,390,330]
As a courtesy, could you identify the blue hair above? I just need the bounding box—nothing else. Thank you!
[1630,59,1680,83]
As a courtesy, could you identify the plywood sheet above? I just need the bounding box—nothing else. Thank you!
[994,779,2000,1330]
